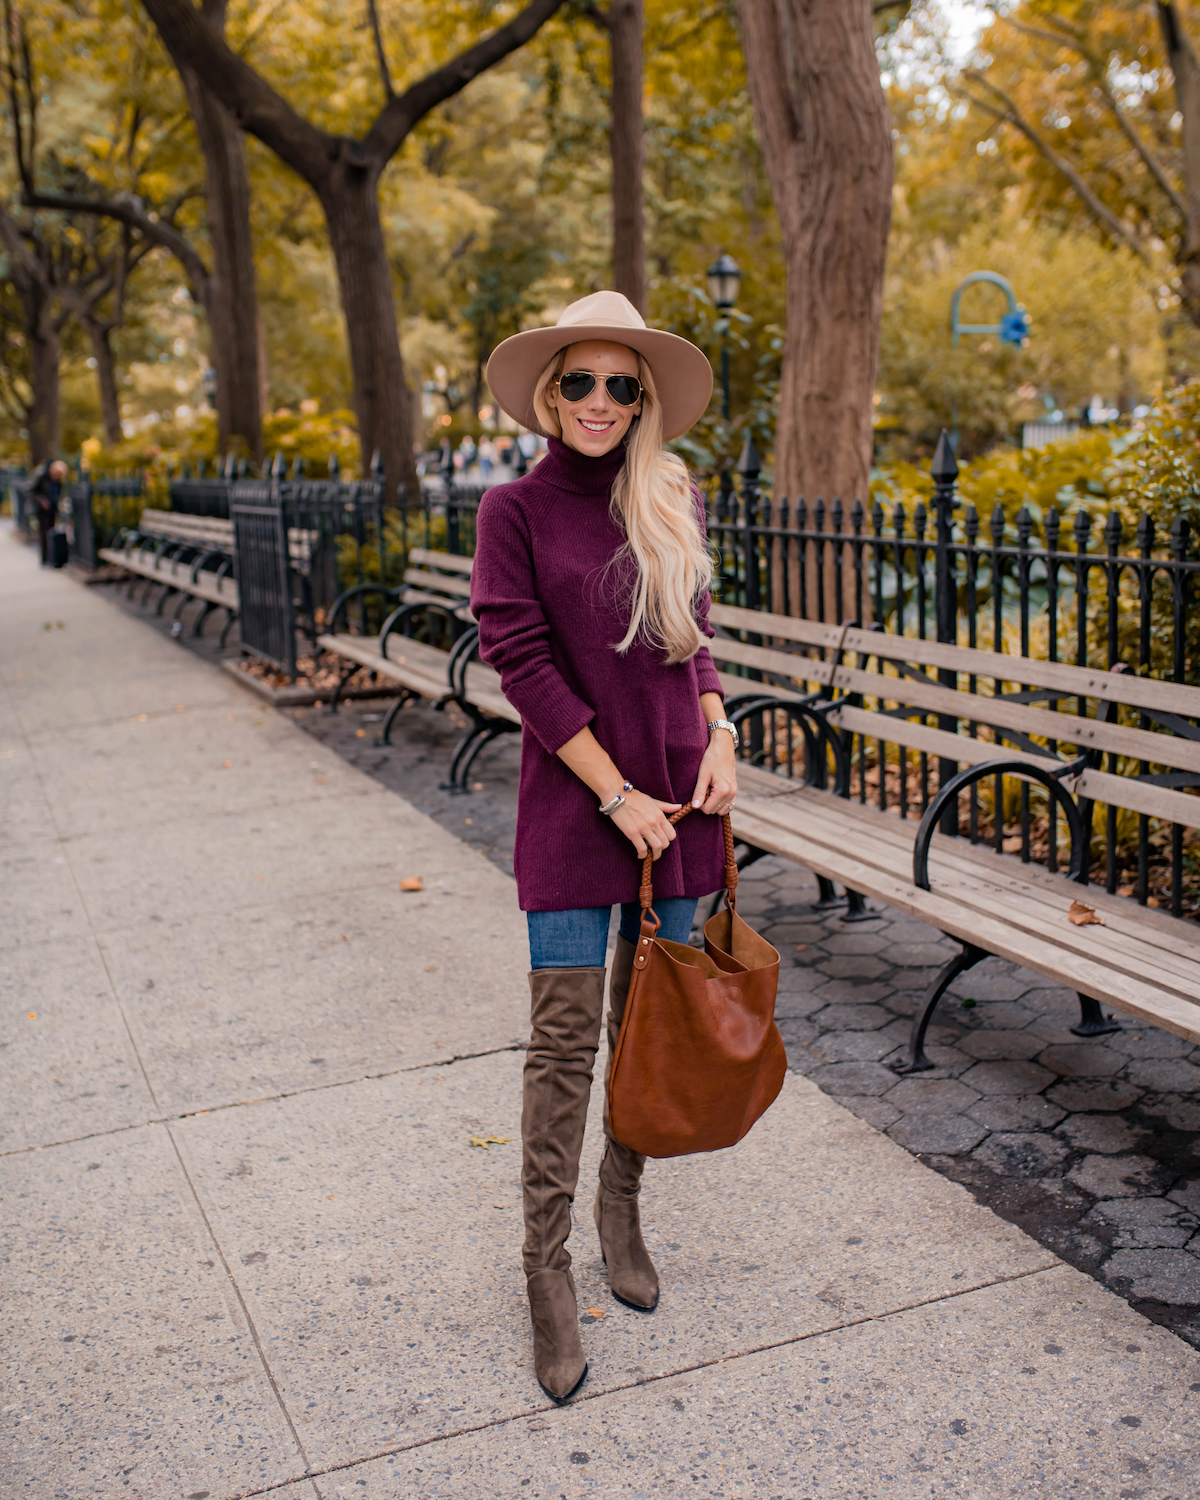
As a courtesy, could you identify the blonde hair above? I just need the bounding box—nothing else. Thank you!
[533,348,712,663]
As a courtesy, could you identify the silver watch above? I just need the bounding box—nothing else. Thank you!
[707,718,740,750]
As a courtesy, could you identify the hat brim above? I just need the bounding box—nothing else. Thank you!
[485,324,714,442]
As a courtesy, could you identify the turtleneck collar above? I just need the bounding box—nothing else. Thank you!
[535,436,626,495]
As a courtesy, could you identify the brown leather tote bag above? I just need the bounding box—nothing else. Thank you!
[608,807,786,1158]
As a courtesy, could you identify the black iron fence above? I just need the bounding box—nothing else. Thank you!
[69,477,144,569]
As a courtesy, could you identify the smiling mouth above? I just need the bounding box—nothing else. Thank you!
[578,419,615,432]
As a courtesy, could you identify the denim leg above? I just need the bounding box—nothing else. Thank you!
[527,906,612,969]
[618,897,698,946]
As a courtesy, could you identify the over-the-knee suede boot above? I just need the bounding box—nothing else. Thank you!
[594,935,660,1311]
[522,965,605,1402]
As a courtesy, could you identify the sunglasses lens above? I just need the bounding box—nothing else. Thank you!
[558,372,596,402]
[605,376,641,406]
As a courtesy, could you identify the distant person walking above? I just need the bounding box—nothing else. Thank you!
[473,292,736,1403]
[31,460,67,566]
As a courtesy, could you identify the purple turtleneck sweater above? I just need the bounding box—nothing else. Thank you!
[470,438,727,912]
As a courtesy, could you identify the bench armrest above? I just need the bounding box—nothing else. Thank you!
[913,758,1087,891]
[327,582,403,636]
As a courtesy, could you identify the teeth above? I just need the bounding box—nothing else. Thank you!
[580,421,612,431]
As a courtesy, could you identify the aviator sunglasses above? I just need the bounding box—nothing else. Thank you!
[555,370,643,406]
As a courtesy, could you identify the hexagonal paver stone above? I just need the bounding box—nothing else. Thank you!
[1118,1028,1197,1059]
[807,1061,899,1097]
[1102,1249,1200,1303]
[830,1094,901,1132]
[961,1059,1057,1096]
[949,967,1033,1002]
[886,1077,981,1114]
[887,1115,989,1156]
[888,941,951,967]
[1045,1079,1143,1113]
[818,956,889,980]
[1036,1043,1126,1078]
[1142,1095,1200,1132]
[808,978,894,1007]
[890,967,946,992]
[811,1003,892,1032]
[1084,1197,1199,1249]
[1124,1058,1200,1093]
[1056,1114,1148,1155]
[821,930,891,955]
[1067,1154,1174,1200]
[973,1131,1070,1178]
[810,1031,897,1064]
[967,1096,1067,1132]
[1168,1181,1200,1215]
[961,1000,1037,1030]
[958,1029,1045,1062]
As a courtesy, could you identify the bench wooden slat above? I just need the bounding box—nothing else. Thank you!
[97,547,237,608]
[832,663,1200,774]
[1073,769,1200,829]
[831,704,1059,772]
[709,634,834,685]
[775,791,1200,994]
[402,568,473,598]
[709,602,845,650]
[408,548,474,575]
[731,793,1200,1045]
[842,626,1200,721]
[315,633,451,698]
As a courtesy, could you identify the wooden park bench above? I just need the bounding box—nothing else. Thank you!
[100,510,239,643]
[709,607,1200,1071]
[317,549,519,788]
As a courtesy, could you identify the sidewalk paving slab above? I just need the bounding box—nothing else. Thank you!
[1,1126,307,1500]
[268,1265,1198,1500]
[169,1061,1055,1474]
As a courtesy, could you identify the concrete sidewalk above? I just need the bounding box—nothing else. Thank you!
[2,524,1198,1499]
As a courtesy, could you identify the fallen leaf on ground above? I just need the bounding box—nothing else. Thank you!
[399,876,423,892]
[795,944,807,952]
[355,729,365,738]
[222,760,232,768]
[173,705,185,712]
[585,1307,606,1319]
[27,1013,35,1020]
[469,1135,512,1150]
[1068,900,1105,927]
[131,713,149,722]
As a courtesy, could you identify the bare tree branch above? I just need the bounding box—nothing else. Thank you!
[366,0,395,99]
[960,70,1149,261]
[21,189,212,304]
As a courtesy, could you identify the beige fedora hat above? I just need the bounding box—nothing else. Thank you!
[485,290,714,441]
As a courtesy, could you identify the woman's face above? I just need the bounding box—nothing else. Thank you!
[547,340,642,456]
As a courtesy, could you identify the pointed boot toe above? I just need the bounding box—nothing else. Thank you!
[594,1186,659,1311]
[526,1269,588,1402]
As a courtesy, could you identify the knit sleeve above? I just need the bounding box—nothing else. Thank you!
[470,488,596,754]
[691,484,723,699]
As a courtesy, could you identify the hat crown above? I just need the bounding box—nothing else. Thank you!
[555,290,646,333]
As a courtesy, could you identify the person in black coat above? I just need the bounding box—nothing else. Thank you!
[31,460,66,565]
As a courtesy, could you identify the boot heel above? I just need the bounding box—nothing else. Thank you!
[526,1268,588,1402]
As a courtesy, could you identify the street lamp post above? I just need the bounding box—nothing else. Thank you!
[706,251,742,424]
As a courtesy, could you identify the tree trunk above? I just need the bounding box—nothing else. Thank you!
[609,0,646,314]
[85,322,122,444]
[320,165,417,503]
[736,0,892,618]
[176,2,263,460]
[28,312,60,466]
[1159,3,1200,327]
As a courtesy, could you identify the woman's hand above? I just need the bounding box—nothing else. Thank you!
[691,728,738,816]
[611,790,682,861]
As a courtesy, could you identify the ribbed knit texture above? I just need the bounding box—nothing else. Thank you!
[471,438,726,912]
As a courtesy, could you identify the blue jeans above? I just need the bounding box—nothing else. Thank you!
[527,899,699,970]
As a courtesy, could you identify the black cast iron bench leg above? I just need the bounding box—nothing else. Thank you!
[1072,995,1122,1037]
[376,689,418,746]
[454,719,521,790]
[893,940,989,1074]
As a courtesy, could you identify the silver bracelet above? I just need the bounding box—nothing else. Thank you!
[599,780,634,816]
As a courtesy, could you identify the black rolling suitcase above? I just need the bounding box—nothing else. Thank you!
[51,527,69,569]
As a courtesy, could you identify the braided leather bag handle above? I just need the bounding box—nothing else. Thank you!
[638,805,738,921]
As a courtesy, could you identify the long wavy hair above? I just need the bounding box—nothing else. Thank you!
[532,347,712,663]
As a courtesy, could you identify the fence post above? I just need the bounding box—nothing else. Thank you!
[931,429,959,833]
[737,434,762,616]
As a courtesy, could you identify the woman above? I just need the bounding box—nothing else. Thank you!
[472,290,739,1403]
